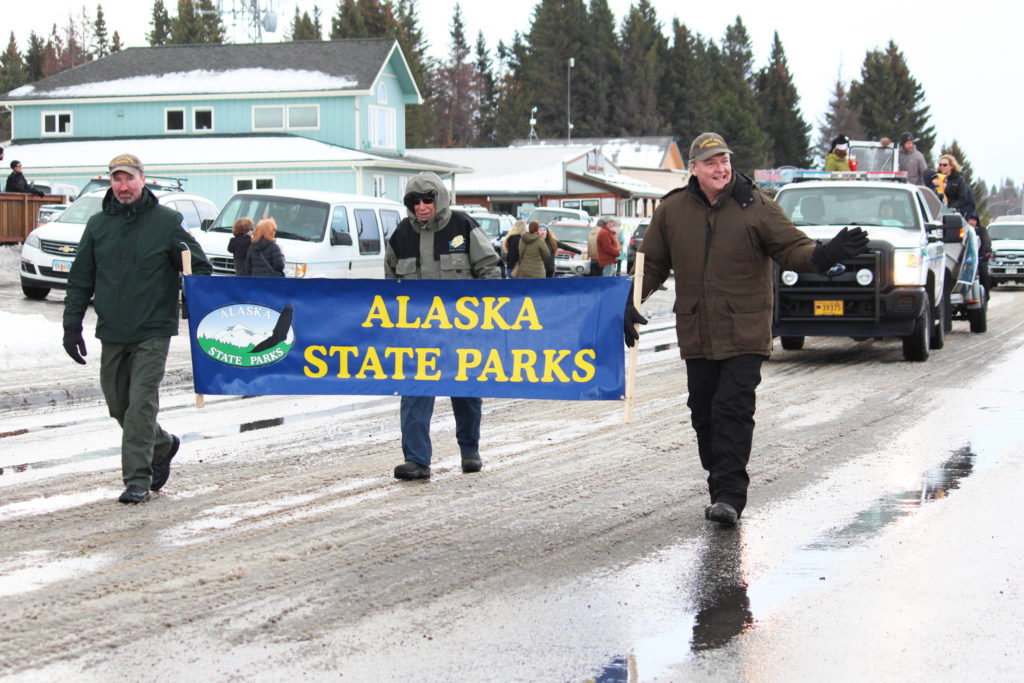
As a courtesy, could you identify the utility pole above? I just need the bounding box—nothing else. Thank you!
[567,57,574,141]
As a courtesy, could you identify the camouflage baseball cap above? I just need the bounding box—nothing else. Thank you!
[108,153,144,177]
[689,132,733,162]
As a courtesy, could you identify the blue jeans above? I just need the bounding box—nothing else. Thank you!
[602,263,617,276]
[400,396,482,466]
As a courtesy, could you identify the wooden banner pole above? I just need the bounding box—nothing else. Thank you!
[181,247,205,409]
[624,252,644,424]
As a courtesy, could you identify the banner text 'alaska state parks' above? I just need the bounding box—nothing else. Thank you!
[184,276,632,400]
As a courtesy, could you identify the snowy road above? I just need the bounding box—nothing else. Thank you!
[2,245,1023,681]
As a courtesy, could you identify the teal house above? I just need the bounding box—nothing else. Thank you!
[0,39,457,206]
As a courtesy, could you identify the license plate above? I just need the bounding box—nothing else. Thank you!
[814,300,843,316]
[1008,268,1018,274]
[52,259,73,273]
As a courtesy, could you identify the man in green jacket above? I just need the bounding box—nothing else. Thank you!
[625,133,869,525]
[63,153,212,504]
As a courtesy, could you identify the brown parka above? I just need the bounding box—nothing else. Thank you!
[637,172,825,360]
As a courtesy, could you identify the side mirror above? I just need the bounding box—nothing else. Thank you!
[331,230,353,246]
[941,214,963,243]
[200,218,214,231]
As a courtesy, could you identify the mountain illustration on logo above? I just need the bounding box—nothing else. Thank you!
[196,302,296,367]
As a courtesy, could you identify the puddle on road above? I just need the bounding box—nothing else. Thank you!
[586,442,990,682]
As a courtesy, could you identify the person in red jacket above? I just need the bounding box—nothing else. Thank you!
[596,216,621,276]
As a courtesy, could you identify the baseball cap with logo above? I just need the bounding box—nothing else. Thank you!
[108,153,144,177]
[689,132,733,162]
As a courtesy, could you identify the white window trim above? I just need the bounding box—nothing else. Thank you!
[41,110,73,137]
[234,176,276,192]
[376,82,388,105]
[286,104,320,130]
[251,104,320,131]
[164,107,186,133]
[192,107,214,133]
[372,175,386,197]
[368,104,396,150]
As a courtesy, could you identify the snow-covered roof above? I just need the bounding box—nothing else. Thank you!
[6,137,438,175]
[576,171,668,198]
[2,39,402,100]
[409,146,594,194]
[510,136,683,171]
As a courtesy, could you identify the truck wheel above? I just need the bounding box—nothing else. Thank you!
[22,284,50,300]
[968,290,987,333]
[930,292,945,350]
[780,336,805,350]
[902,305,930,362]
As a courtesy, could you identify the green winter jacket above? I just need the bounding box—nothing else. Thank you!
[63,187,212,343]
[824,153,852,172]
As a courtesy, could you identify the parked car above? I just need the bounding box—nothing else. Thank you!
[19,188,220,300]
[626,220,650,273]
[526,207,593,226]
[546,219,593,276]
[461,208,515,261]
[36,204,67,227]
[192,189,403,279]
[987,216,1024,286]
[78,175,186,196]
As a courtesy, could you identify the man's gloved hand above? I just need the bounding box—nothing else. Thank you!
[63,327,87,365]
[823,227,870,264]
[624,301,647,347]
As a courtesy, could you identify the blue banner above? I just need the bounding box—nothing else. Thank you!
[183,276,632,400]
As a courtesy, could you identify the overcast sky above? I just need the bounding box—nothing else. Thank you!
[6,0,1022,187]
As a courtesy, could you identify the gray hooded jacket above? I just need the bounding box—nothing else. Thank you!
[384,172,500,280]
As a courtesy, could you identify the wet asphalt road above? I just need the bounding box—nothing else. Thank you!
[2,262,1024,681]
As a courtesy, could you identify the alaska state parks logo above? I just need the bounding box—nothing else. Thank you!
[196,303,295,367]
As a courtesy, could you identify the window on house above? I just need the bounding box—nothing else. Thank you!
[368,105,396,149]
[287,105,319,129]
[165,109,185,132]
[372,175,386,198]
[376,82,388,104]
[581,199,600,216]
[194,108,213,131]
[253,106,285,130]
[42,112,72,136]
[235,177,276,192]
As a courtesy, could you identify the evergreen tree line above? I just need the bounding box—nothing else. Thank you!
[0,0,1011,218]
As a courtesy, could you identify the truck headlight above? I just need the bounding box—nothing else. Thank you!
[292,263,307,278]
[25,231,41,250]
[893,249,923,285]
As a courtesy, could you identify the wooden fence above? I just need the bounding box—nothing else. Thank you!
[0,193,67,243]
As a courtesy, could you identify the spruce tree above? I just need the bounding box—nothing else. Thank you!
[291,9,320,40]
[711,17,770,173]
[661,20,712,148]
[572,0,620,138]
[197,0,226,43]
[492,33,532,145]
[942,140,988,218]
[93,5,110,58]
[394,0,434,148]
[25,32,46,82]
[520,0,589,139]
[474,32,498,146]
[148,0,172,46]
[754,32,811,168]
[427,4,480,147]
[616,0,667,136]
[815,74,865,164]
[111,31,122,52]
[849,40,935,159]
[1,34,28,92]
[330,0,366,39]
[169,0,206,44]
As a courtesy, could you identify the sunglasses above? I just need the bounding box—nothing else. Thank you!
[938,162,950,167]
[403,192,436,209]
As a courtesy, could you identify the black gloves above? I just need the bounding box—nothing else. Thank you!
[63,327,87,365]
[813,227,870,270]
[624,301,647,347]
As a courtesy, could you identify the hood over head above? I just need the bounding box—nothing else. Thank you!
[403,171,452,231]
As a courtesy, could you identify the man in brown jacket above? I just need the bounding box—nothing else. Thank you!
[625,132,869,525]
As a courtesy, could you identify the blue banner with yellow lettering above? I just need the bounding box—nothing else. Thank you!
[183,276,632,400]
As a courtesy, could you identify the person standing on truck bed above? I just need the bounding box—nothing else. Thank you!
[939,154,976,219]
[623,132,870,526]
[898,132,928,186]
[824,135,853,172]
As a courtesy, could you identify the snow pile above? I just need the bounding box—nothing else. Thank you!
[1,245,20,287]
[0,311,66,371]
[9,68,359,99]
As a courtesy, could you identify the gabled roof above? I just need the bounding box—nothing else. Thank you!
[509,136,684,171]
[4,38,418,101]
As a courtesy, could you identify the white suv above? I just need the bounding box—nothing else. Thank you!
[19,188,219,300]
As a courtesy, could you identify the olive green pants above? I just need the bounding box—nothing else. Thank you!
[100,336,176,489]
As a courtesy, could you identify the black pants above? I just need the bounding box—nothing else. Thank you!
[685,354,764,515]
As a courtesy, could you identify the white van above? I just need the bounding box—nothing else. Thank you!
[194,189,404,279]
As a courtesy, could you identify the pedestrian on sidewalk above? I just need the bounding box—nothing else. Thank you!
[62,153,213,504]
[596,216,621,276]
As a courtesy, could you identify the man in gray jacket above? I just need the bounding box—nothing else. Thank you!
[384,172,501,480]
[898,132,928,186]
